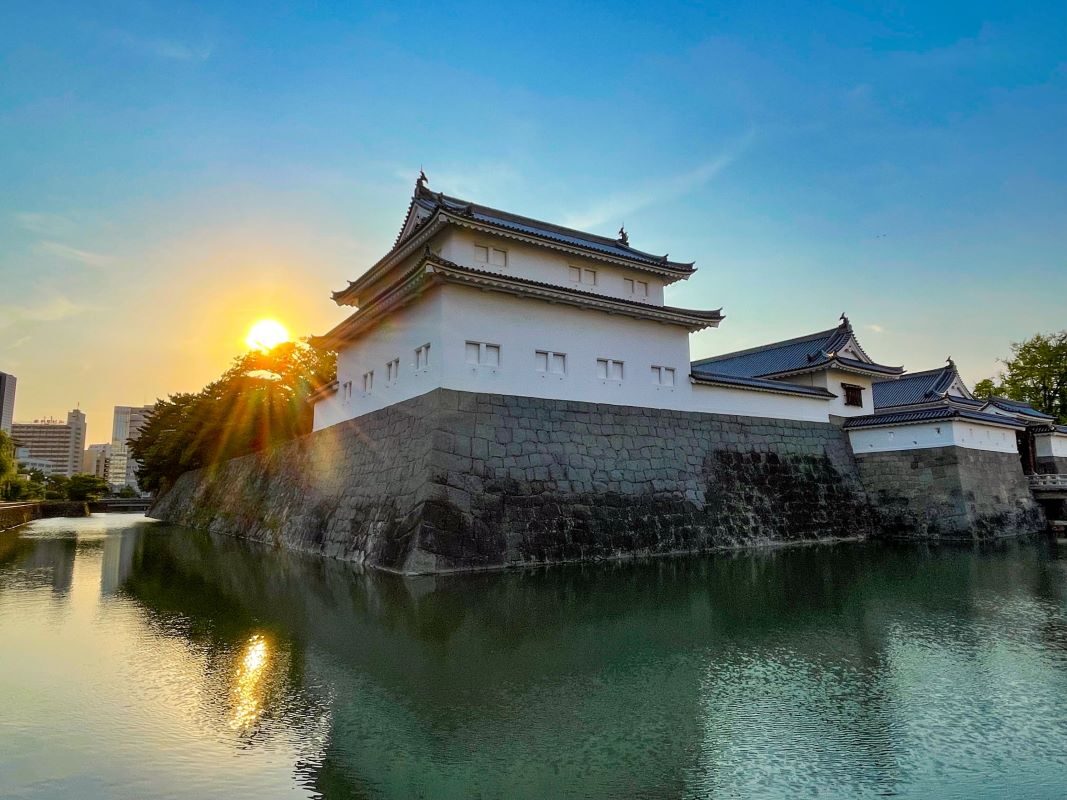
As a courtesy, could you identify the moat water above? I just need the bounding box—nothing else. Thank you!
[3,516,1067,799]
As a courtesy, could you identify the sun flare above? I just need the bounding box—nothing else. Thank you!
[245,319,290,351]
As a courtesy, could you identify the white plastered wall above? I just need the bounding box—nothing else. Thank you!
[313,290,445,429]
[787,368,874,417]
[1035,431,1067,459]
[848,419,1019,454]
[314,283,837,430]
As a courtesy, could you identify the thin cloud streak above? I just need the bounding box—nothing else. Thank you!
[563,131,756,230]
[109,30,213,62]
[14,212,78,237]
[0,296,85,329]
[36,241,114,268]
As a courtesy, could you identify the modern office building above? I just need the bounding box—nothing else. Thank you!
[0,371,15,434]
[83,443,113,479]
[107,405,153,490]
[11,409,87,478]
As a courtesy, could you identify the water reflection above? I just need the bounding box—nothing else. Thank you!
[2,517,1067,799]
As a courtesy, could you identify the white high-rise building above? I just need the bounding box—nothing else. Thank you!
[11,409,86,478]
[0,372,15,434]
[108,405,153,491]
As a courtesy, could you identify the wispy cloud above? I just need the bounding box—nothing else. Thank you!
[36,241,114,268]
[109,30,213,62]
[562,131,755,230]
[865,324,887,334]
[4,335,30,350]
[14,212,78,237]
[0,296,85,329]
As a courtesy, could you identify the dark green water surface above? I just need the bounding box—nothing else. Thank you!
[3,515,1067,799]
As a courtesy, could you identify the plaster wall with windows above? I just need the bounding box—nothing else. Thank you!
[434,229,669,305]
[314,283,836,431]
[788,368,874,417]
[312,291,444,430]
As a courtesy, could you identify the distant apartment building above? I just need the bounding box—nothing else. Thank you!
[83,443,113,479]
[11,409,87,478]
[0,371,15,434]
[107,405,153,491]
[15,446,57,475]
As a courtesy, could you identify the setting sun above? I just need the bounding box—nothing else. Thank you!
[245,319,290,352]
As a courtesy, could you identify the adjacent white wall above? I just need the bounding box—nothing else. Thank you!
[848,419,1019,454]
[1036,431,1067,459]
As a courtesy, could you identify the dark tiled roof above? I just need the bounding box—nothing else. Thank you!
[690,372,835,398]
[872,364,974,409]
[691,320,902,380]
[407,184,695,272]
[843,406,1026,430]
[986,396,1056,421]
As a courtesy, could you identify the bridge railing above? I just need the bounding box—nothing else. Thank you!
[1028,474,1067,490]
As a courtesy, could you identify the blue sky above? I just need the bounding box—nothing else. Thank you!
[1,1,1065,442]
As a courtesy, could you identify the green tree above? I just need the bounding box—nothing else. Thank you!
[131,339,335,494]
[118,485,138,498]
[44,474,71,500]
[975,331,1067,422]
[67,473,111,501]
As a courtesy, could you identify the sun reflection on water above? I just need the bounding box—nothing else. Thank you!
[230,634,270,732]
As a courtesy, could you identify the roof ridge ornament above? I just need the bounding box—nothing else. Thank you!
[617,225,629,247]
[839,312,850,329]
[417,168,428,190]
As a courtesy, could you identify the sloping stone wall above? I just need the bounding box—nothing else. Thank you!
[152,389,872,574]
[855,447,1043,540]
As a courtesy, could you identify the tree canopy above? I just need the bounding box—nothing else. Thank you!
[974,331,1067,423]
[130,340,335,494]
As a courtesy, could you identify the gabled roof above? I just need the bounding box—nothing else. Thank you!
[333,176,696,306]
[403,181,695,272]
[843,405,1026,430]
[984,396,1056,422]
[315,251,722,349]
[872,360,974,410]
[691,317,903,381]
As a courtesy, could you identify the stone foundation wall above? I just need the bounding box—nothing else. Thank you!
[855,447,1044,540]
[152,389,872,574]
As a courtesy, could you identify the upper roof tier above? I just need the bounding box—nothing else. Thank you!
[332,175,697,306]
[691,316,904,380]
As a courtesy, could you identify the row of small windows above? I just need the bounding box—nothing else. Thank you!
[469,341,675,386]
[474,244,650,297]
[344,340,677,399]
[342,344,431,401]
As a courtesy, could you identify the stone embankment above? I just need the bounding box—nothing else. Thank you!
[151,389,872,574]
[0,503,41,531]
[0,501,92,532]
